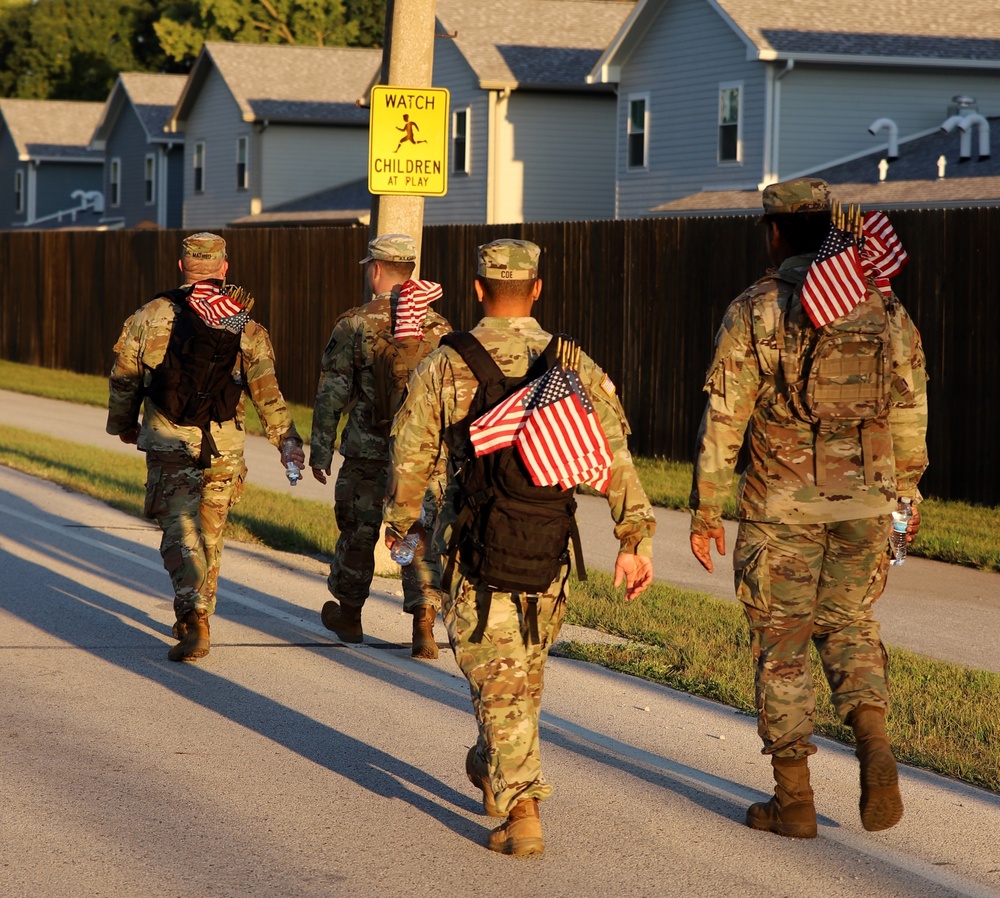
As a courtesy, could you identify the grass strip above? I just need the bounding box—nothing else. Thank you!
[1,424,997,794]
[5,359,999,571]
[559,571,1000,792]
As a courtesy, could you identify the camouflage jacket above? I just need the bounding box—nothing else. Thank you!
[384,316,657,557]
[106,291,300,457]
[690,254,929,534]
[309,292,452,468]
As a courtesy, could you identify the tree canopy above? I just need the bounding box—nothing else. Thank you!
[0,0,386,101]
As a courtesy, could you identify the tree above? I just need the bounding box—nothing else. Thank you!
[0,0,180,100]
[154,0,380,67]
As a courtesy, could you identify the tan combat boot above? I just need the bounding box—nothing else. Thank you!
[746,756,818,838]
[321,600,363,643]
[487,797,544,857]
[850,705,904,831]
[466,746,503,818]
[411,605,439,659]
[167,610,210,662]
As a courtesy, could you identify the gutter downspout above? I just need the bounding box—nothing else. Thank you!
[252,120,268,216]
[763,59,794,186]
[487,87,511,224]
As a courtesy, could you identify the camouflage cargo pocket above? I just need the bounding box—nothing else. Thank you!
[228,463,248,509]
[143,465,167,520]
[733,533,771,613]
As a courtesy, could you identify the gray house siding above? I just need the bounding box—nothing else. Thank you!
[182,68,254,230]
[0,131,23,228]
[777,66,1000,178]
[105,107,156,225]
[500,92,617,222]
[32,162,102,222]
[425,38,489,225]
[616,0,766,217]
[259,124,368,210]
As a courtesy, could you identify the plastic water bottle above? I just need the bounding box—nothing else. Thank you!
[391,509,428,566]
[285,461,302,486]
[390,532,421,566]
[890,497,913,566]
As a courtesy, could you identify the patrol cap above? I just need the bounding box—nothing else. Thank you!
[181,232,226,262]
[477,238,540,280]
[760,178,832,216]
[359,233,417,265]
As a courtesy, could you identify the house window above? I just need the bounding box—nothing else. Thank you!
[194,142,206,193]
[109,158,121,207]
[144,154,156,204]
[14,170,23,213]
[718,83,742,163]
[236,136,249,190]
[627,94,648,169]
[452,108,470,174]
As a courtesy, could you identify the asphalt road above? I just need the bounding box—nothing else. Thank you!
[3,389,1000,673]
[2,465,999,898]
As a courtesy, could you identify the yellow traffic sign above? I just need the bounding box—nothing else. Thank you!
[369,85,449,196]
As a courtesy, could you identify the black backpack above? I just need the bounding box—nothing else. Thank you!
[146,287,245,467]
[441,332,586,598]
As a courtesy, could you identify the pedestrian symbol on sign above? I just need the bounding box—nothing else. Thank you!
[395,115,428,153]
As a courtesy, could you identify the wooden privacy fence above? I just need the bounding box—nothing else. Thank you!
[0,209,995,506]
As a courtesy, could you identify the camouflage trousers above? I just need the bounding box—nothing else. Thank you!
[328,457,444,613]
[444,559,570,816]
[734,516,892,760]
[143,449,246,620]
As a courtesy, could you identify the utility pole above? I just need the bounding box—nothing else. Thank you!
[370,0,437,278]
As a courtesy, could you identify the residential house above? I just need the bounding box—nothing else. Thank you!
[89,73,187,229]
[651,115,1000,215]
[425,0,633,225]
[0,99,104,229]
[168,41,381,230]
[588,0,1000,217]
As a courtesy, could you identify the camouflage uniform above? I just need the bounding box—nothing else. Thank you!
[310,235,451,614]
[107,234,301,621]
[385,240,656,816]
[690,181,929,760]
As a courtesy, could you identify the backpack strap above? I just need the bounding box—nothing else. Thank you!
[440,331,506,387]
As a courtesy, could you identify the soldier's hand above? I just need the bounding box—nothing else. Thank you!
[311,465,330,485]
[907,503,922,543]
[614,553,653,601]
[118,427,140,445]
[690,526,726,573]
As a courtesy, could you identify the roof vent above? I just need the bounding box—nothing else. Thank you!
[948,95,978,117]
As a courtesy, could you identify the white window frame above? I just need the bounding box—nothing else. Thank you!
[144,154,156,205]
[236,136,249,190]
[193,141,206,193]
[718,81,743,165]
[626,93,649,171]
[452,107,470,174]
[109,157,121,207]
[13,169,24,213]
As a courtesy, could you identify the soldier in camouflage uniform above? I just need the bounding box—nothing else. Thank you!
[310,234,451,657]
[107,233,305,662]
[384,238,656,856]
[689,179,928,837]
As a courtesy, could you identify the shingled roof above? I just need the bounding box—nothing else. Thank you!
[592,0,1000,82]
[170,42,382,131]
[0,99,104,162]
[436,0,634,90]
[91,73,187,149]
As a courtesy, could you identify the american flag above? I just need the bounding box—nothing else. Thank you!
[187,281,249,332]
[393,278,443,340]
[861,211,908,296]
[468,365,613,493]
[800,223,868,328]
